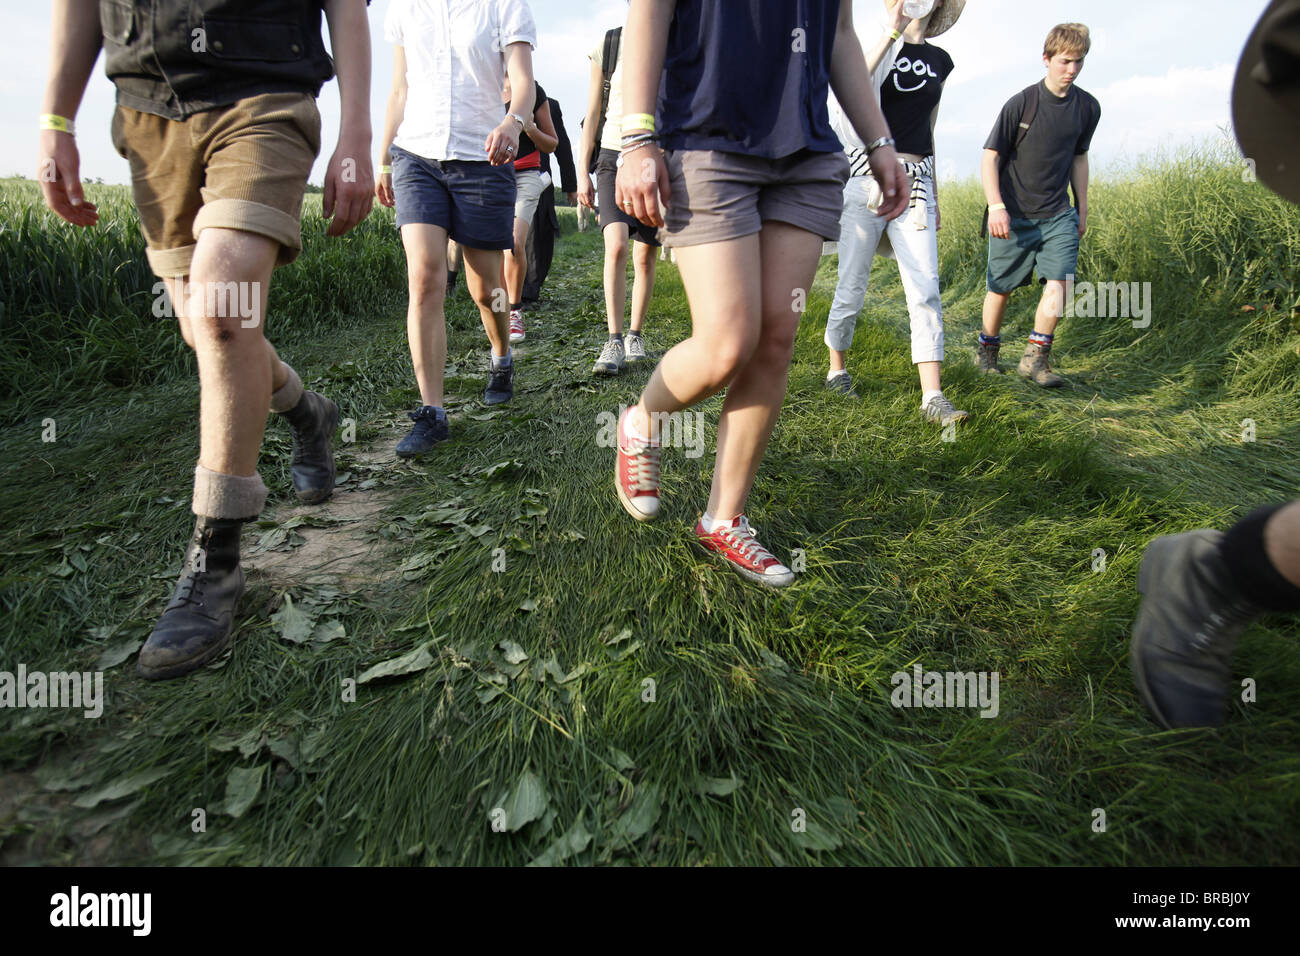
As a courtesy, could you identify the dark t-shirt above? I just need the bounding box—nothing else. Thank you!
[657,0,843,159]
[510,82,549,164]
[879,41,953,156]
[984,80,1101,219]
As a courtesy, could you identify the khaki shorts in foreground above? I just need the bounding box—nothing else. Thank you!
[111,92,321,278]
[660,148,850,248]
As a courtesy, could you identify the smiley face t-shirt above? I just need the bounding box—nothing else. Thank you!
[878,41,954,156]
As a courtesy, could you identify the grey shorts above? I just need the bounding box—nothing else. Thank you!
[660,148,850,248]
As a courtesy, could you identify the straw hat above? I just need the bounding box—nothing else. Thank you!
[1233,0,1300,204]
[925,0,966,38]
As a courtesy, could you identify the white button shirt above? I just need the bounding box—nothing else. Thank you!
[385,0,538,162]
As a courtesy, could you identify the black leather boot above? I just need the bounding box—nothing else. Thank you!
[280,390,339,503]
[138,517,246,680]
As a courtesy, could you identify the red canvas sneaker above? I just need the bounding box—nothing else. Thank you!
[694,515,795,587]
[616,406,661,521]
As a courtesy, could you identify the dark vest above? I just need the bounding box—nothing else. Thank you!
[101,0,336,120]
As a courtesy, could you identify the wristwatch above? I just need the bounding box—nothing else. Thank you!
[865,136,896,156]
[508,112,526,130]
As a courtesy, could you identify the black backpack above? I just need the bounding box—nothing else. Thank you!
[981,83,1040,237]
[588,27,622,174]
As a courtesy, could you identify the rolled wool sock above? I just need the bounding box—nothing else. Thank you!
[492,349,512,369]
[192,465,268,520]
[269,363,304,413]
[921,389,944,408]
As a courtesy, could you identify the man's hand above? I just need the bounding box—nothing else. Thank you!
[988,208,1012,240]
[614,146,671,228]
[868,146,909,221]
[1076,208,1087,237]
[323,133,374,236]
[38,130,97,227]
[485,119,520,166]
[565,191,577,206]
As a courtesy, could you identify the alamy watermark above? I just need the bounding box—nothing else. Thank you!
[595,404,705,458]
[1064,273,1151,329]
[151,278,262,328]
[0,665,103,718]
[890,664,1000,718]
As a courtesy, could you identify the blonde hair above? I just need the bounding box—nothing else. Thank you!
[1044,23,1091,59]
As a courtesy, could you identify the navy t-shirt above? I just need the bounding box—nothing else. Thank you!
[879,41,953,157]
[656,0,844,158]
[984,80,1101,220]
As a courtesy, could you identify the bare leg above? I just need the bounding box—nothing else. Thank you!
[1034,280,1066,336]
[1265,501,1300,587]
[503,217,529,306]
[917,360,941,393]
[631,233,762,442]
[705,222,823,519]
[629,239,658,334]
[461,246,510,358]
[982,290,1010,337]
[399,223,450,407]
[828,347,847,374]
[185,229,280,477]
[602,222,630,336]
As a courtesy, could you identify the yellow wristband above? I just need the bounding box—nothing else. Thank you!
[889,30,902,41]
[622,112,655,134]
[990,203,1007,212]
[380,165,392,175]
[40,114,75,135]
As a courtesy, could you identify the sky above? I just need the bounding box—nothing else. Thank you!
[2,0,1264,186]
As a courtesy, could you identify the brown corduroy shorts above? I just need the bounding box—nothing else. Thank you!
[111,92,321,278]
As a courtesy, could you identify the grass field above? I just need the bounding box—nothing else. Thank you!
[1,145,1298,865]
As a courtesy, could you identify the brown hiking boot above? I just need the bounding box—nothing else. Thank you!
[1017,342,1065,387]
[975,341,1004,375]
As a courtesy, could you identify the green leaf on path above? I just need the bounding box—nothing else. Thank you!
[271,594,315,644]
[498,770,549,832]
[698,773,743,797]
[518,598,538,613]
[72,766,173,808]
[607,783,661,849]
[498,640,529,664]
[529,813,593,866]
[223,765,265,818]
[95,636,144,670]
[311,619,346,643]
[356,641,437,684]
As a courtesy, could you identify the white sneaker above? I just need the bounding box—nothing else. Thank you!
[623,331,646,363]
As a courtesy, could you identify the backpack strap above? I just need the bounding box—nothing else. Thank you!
[1013,82,1040,153]
[590,27,623,173]
[982,84,1043,238]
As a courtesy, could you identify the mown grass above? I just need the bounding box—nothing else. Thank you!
[1,143,1297,865]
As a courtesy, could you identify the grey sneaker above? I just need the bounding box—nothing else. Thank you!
[921,393,969,427]
[975,341,1004,375]
[1131,530,1261,729]
[825,370,858,398]
[593,338,625,376]
[623,331,646,363]
[1017,342,1065,387]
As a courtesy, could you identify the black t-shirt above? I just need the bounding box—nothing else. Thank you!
[984,79,1101,219]
[879,41,953,156]
[508,82,549,162]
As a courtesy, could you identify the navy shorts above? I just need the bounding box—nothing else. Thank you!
[986,206,1080,293]
[391,145,515,250]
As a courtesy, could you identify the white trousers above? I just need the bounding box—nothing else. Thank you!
[825,173,944,364]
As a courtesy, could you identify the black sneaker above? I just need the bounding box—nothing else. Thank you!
[1131,530,1261,729]
[825,370,858,398]
[484,363,514,405]
[395,405,449,458]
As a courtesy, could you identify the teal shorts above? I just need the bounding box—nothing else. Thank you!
[986,206,1080,294]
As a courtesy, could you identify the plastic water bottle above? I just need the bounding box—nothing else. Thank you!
[902,0,934,18]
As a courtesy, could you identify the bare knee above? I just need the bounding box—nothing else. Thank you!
[408,261,447,305]
[702,334,759,390]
